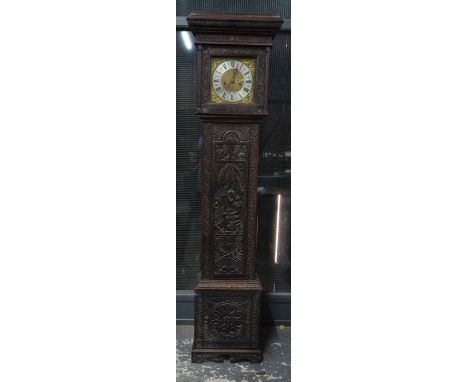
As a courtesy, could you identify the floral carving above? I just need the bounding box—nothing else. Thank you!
[193,292,261,351]
[205,301,246,339]
[215,132,248,162]
[214,236,243,275]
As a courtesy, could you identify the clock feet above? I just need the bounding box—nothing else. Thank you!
[191,348,263,364]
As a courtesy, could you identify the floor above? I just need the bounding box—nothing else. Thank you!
[176,325,291,382]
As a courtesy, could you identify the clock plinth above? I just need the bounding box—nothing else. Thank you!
[191,277,263,363]
[187,13,283,364]
[192,348,263,364]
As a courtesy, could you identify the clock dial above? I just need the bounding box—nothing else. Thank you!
[212,60,253,103]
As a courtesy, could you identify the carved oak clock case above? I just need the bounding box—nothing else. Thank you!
[186,13,283,363]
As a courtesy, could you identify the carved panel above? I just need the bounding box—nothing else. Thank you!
[193,290,261,350]
[213,162,246,235]
[255,53,266,109]
[246,126,259,277]
[250,290,262,349]
[201,124,213,278]
[200,295,253,349]
[213,236,243,275]
[194,295,204,349]
[201,123,259,279]
[205,300,248,340]
[200,48,211,111]
[212,130,248,278]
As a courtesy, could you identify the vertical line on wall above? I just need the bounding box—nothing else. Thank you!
[274,193,281,264]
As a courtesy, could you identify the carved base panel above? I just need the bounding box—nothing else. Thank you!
[192,277,263,363]
[191,347,263,364]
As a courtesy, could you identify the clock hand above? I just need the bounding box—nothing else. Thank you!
[238,71,243,86]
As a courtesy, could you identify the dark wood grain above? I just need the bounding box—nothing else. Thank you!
[188,12,283,364]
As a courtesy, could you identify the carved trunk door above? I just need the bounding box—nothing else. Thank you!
[201,123,259,279]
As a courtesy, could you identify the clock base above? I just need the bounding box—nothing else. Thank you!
[191,277,263,364]
[191,347,263,364]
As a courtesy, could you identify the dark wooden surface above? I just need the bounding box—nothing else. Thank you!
[186,13,283,37]
[188,12,283,364]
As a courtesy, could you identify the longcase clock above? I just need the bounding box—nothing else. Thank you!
[186,13,283,363]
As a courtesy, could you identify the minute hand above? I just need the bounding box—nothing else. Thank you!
[230,70,236,85]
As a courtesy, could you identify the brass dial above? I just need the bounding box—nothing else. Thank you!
[212,60,253,103]
[221,68,244,93]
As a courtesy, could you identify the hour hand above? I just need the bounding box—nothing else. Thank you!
[230,71,236,84]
